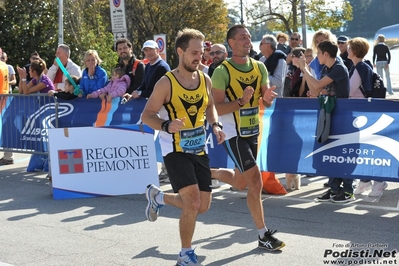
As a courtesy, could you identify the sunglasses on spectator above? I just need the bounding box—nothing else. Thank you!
[338,41,346,44]
[31,57,40,60]
[290,38,299,41]
[204,48,211,51]
[210,50,225,56]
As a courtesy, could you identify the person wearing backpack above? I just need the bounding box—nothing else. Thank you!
[347,37,388,197]
[373,34,393,95]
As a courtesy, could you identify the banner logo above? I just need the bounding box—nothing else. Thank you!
[58,149,84,174]
[306,114,399,162]
[21,103,74,138]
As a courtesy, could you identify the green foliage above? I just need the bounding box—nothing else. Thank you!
[0,0,58,69]
[125,0,229,68]
[246,0,353,36]
[0,0,229,73]
[62,0,116,76]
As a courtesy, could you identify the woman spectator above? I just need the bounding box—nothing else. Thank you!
[308,29,337,79]
[347,37,373,98]
[17,58,54,94]
[373,34,393,95]
[79,49,108,97]
[348,37,388,197]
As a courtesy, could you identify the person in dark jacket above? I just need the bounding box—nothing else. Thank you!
[129,40,170,100]
[337,35,353,71]
[115,38,145,94]
[373,34,393,94]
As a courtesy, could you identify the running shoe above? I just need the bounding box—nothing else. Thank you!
[316,189,337,202]
[145,184,164,222]
[354,181,372,195]
[368,181,388,197]
[176,250,202,265]
[0,158,14,165]
[258,229,285,251]
[331,191,355,203]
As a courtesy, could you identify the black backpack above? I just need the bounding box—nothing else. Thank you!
[360,72,386,98]
[355,61,386,98]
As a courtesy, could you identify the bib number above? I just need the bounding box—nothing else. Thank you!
[239,107,259,137]
[179,126,206,154]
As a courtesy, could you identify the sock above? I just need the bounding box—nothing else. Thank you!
[258,227,268,238]
[155,192,165,205]
[180,247,193,256]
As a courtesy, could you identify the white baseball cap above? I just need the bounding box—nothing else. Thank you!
[141,40,159,51]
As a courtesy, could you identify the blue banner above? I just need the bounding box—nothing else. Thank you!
[0,95,230,167]
[258,98,399,182]
[3,95,398,181]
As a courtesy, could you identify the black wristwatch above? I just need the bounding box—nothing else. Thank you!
[212,121,223,130]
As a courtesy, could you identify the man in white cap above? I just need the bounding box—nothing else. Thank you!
[129,40,170,99]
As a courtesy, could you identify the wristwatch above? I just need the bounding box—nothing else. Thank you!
[212,121,223,130]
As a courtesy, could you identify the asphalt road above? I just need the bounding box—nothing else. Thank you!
[0,153,398,266]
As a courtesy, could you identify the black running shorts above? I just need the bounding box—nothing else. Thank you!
[223,135,258,173]
[163,153,212,193]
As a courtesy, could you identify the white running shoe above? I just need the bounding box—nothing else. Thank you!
[145,184,164,222]
[176,250,202,265]
[353,181,372,195]
[368,181,388,197]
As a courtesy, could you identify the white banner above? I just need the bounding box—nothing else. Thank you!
[49,125,159,200]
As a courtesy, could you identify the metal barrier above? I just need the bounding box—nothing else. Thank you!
[0,93,59,156]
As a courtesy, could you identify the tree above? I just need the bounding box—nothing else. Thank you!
[0,0,230,74]
[0,0,58,69]
[125,0,229,68]
[246,0,353,36]
[62,0,116,75]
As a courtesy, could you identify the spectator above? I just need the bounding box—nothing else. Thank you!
[17,58,55,94]
[0,52,16,93]
[337,35,353,71]
[48,76,81,100]
[258,34,287,97]
[201,40,213,66]
[276,32,291,56]
[289,47,308,97]
[304,48,314,64]
[142,28,225,266]
[373,34,393,95]
[299,40,353,203]
[308,29,337,79]
[208,43,228,77]
[80,49,108,97]
[115,38,145,94]
[24,51,40,83]
[347,37,388,197]
[283,32,302,97]
[129,40,170,100]
[211,24,285,251]
[47,44,82,91]
[87,68,130,102]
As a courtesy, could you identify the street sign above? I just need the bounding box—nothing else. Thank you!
[110,0,127,33]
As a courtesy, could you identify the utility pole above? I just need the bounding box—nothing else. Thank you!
[58,0,64,44]
[300,0,307,47]
[240,0,244,25]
